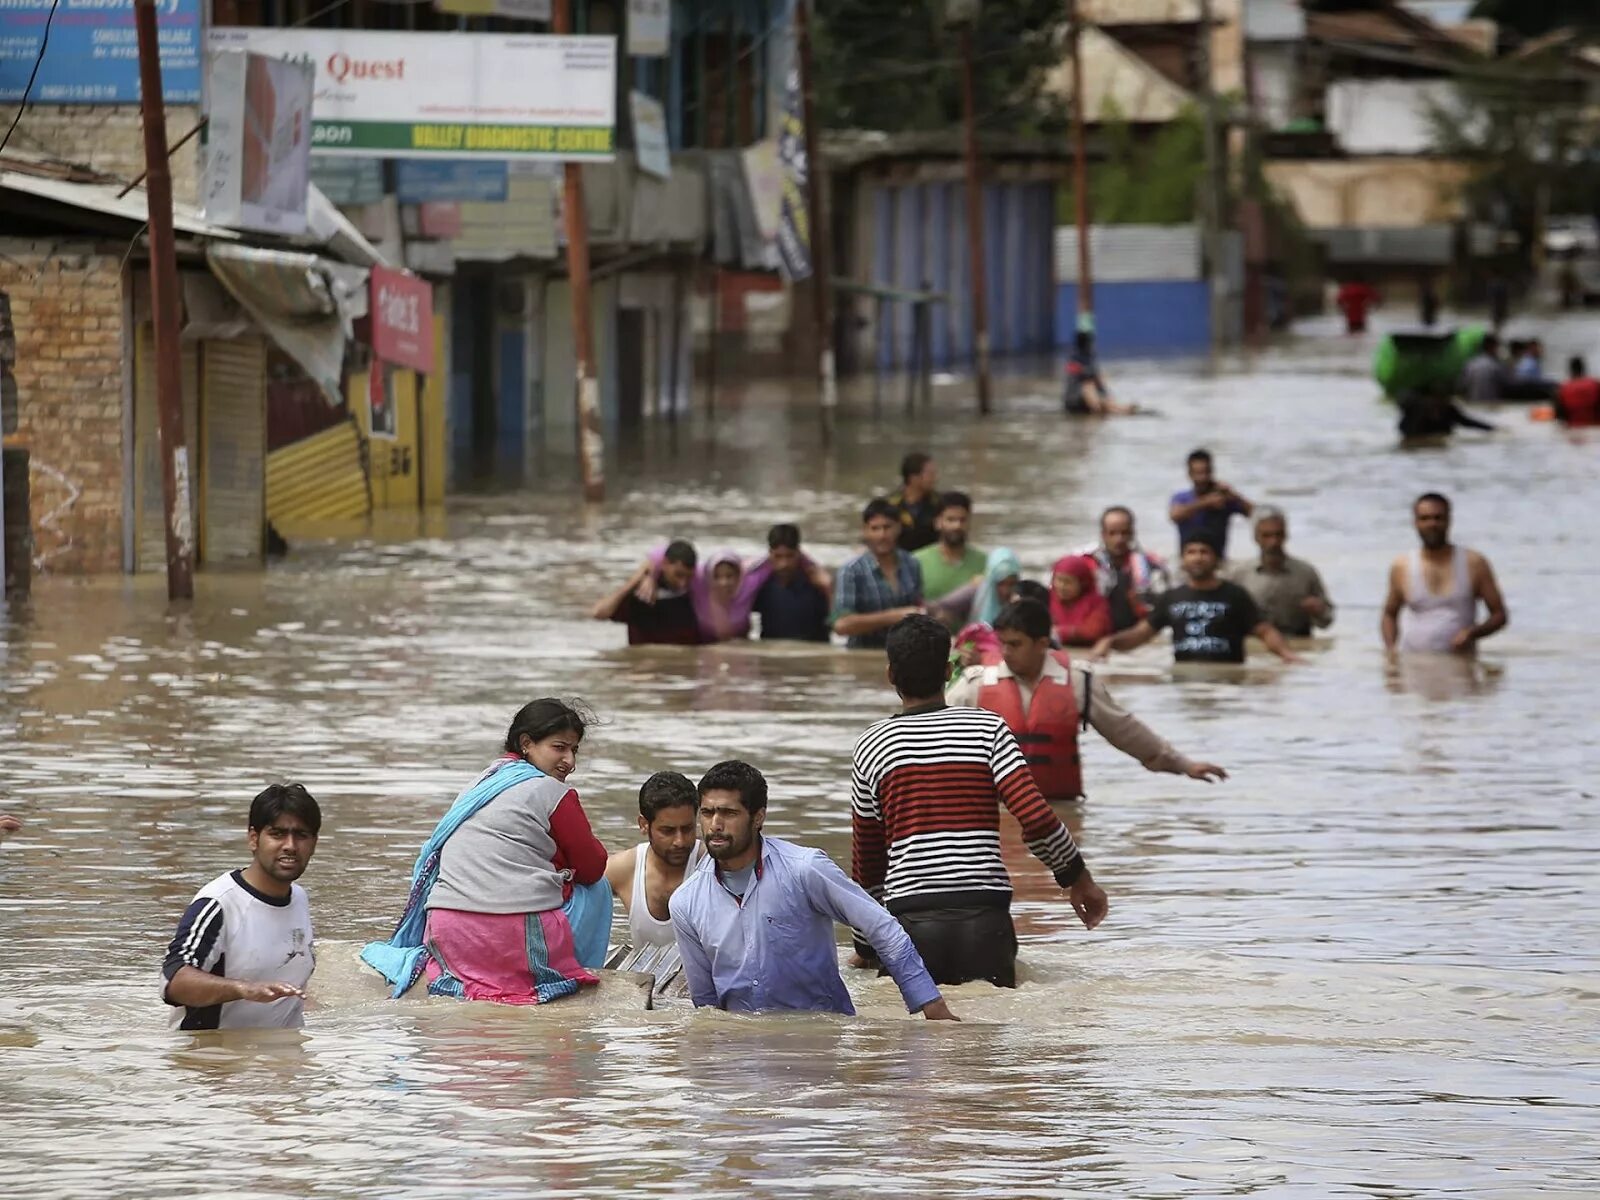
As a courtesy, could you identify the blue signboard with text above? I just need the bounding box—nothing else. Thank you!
[395,159,510,204]
[0,0,200,104]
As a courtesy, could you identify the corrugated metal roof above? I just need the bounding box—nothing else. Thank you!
[0,162,239,239]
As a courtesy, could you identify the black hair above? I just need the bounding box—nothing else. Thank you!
[935,490,972,517]
[639,771,698,821]
[1507,338,1527,357]
[900,451,932,482]
[1181,532,1223,554]
[1100,504,1134,528]
[504,698,589,756]
[862,497,899,524]
[1014,579,1050,608]
[697,760,768,815]
[1570,356,1586,379]
[1414,491,1451,513]
[249,783,322,836]
[767,523,801,550]
[885,613,952,699]
[1481,333,1499,354]
[993,598,1051,641]
[663,540,697,569]
[1187,448,1213,467]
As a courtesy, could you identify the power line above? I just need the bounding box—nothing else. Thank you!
[0,0,62,155]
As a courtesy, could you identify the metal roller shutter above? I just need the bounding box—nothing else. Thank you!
[133,325,200,574]
[200,337,267,565]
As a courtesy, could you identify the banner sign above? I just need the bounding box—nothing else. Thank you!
[629,91,669,181]
[203,49,314,235]
[0,0,200,103]
[206,29,616,161]
[395,159,509,203]
[310,156,384,206]
[369,266,435,374]
[774,49,812,281]
[626,0,669,57]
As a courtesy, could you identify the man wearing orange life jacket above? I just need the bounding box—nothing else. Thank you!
[946,599,1227,810]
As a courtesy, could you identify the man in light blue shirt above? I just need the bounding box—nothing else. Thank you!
[669,760,958,1020]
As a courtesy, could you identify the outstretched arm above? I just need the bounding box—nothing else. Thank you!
[1081,671,1226,781]
[593,562,651,621]
[1254,621,1303,664]
[1091,618,1158,659]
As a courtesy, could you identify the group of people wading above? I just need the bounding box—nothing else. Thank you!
[154,453,1507,1028]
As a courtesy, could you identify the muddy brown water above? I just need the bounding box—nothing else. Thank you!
[2,313,1598,1197]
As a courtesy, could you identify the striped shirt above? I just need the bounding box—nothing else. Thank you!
[850,703,1086,914]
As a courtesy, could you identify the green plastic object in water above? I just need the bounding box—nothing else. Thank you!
[1373,325,1485,399]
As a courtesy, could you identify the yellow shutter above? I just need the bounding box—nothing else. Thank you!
[199,337,267,565]
[265,419,371,527]
[133,325,200,574]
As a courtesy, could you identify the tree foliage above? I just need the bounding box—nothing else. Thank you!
[812,1,1065,133]
[1469,0,1600,38]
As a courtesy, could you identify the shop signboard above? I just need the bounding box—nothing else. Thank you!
[370,266,435,375]
[203,49,315,235]
[0,0,200,103]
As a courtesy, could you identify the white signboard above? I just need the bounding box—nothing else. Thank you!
[741,139,782,243]
[206,28,616,161]
[627,0,670,58]
[630,91,670,180]
[203,49,314,234]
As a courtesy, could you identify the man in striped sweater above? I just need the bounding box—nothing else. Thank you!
[850,614,1109,988]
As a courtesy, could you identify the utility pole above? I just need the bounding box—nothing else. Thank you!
[794,0,837,441]
[1196,0,1227,348]
[958,25,992,415]
[554,0,605,502]
[134,0,194,601]
[1068,0,1094,336]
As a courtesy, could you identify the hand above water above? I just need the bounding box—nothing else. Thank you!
[0,814,21,834]
[235,980,306,1004]
[633,561,658,604]
[1184,761,1228,783]
[1067,872,1108,930]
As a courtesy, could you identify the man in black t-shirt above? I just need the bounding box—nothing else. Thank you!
[592,539,702,646]
[1090,536,1301,665]
[753,523,831,641]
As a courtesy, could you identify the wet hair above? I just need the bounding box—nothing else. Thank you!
[1570,356,1586,379]
[663,540,697,569]
[249,783,322,836]
[698,760,768,815]
[767,523,801,550]
[504,698,588,756]
[1253,505,1286,530]
[900,451,932,483]
[936,490,972,517]
[1181,532,1223,554]
[885,613,953,699]
[1507,338,1527,358]
[862,497,899,524]
[993,599,1051,641]
[1100,504,1134,529]
[1187,448,1213,468]
[1414,491,1451,513]
[1014,579,1051,608]
[639,771,698,822]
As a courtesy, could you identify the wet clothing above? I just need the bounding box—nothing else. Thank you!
[886,488,940,553]
[627,841,705,949]
[1170,487,1249,558]
[421,885,609,1004]
[1398,547,1477,654]
[914,543,987,603]
[1556,377,1600,426]
[162,870,314,1031]
[753,572,831,641]
[1224,554,1335,637]
[1146,581,1263,663]
[1398,396,1494,438]
[1063,350,1106,414]
[612,590,701,646]
[1336,282,1377,333]
[896,905,1017,989]
[1461,352,1507,404]
[669,836,940,1016]
[1049,554,1113,646]
[1080,542,1170,631]
[948,657,1194,783]
[833,548,923,650]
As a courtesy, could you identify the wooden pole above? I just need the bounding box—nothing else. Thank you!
[1068,0,1094,328]
[554,0,605,502]
[959,26,992,415]
[794,0,837,441]
[1196,0,1226,348]
[134,0,194,600]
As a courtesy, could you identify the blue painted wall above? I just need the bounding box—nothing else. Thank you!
[1055,281,1211,357]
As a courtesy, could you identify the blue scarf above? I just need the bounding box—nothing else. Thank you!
[360,757,545,997]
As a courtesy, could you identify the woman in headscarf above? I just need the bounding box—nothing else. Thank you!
[1050,554,1113,647]
[361,699,612,1004]
[946,548,1022,673]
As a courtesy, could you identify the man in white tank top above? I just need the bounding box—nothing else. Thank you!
[1382,492,1508,655]
[604,772,705,948]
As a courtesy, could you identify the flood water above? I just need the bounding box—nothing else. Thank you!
[3,313,1599,1197]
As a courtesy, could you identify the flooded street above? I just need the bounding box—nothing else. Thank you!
[3,318,1598,1197]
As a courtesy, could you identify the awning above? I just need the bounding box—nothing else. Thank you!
[206,245,369,406]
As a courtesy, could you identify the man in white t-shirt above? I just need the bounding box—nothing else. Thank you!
[604,771,705,949]
[161,784,321,1030]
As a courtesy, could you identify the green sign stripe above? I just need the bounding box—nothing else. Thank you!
[312,120,614,156]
